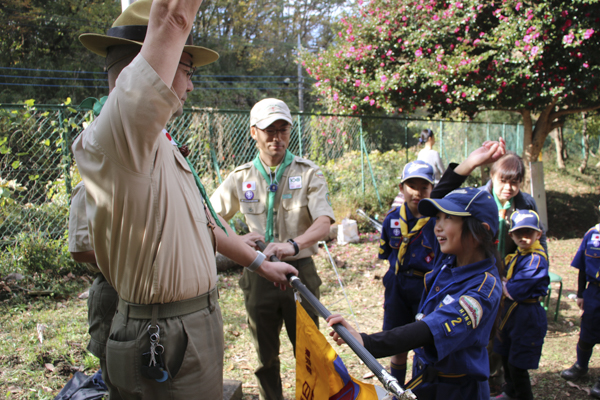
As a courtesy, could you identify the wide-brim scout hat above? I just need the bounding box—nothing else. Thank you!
[250,98,293,129]
[509,209,542,233]
[79,0,218,67]
[419,187,499,236]
[400,160,435,185]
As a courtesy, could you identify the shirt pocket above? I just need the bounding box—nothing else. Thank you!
[240,201,265,215]
[585,248,600,258]
[282,193,310,239]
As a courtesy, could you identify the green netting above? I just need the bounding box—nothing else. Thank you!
[0,104,528,245]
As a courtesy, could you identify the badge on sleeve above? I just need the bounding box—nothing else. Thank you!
[459,295,482,329]
[243,181,256,191]
[390,219,400,228]
[289,176,302,189]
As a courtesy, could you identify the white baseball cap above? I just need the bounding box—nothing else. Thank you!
[250,98,293,129]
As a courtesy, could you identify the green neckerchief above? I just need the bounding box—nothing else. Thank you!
[79,96,108,116]
[77,97,227,235]
[253,150,295,243]
[170,135,228,235]
[493,190,512,257]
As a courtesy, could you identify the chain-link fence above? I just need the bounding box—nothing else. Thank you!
[1,104,529,245]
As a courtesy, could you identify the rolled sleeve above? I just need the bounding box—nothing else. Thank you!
[68,182,92,253]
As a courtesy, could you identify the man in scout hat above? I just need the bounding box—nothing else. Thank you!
[210,98,335,399]
[73,1,298,398]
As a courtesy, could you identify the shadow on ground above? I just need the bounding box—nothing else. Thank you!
[546,190,600,239]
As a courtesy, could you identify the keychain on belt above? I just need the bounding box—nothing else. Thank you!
[141,324,168,382]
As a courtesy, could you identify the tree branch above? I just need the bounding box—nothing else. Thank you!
[552,103,600,119]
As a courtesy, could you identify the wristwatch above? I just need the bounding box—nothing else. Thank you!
[287,239,300,256]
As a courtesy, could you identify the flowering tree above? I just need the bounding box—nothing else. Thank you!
[303,0,600,165]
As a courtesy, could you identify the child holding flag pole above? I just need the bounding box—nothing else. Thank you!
[328,185,505,400]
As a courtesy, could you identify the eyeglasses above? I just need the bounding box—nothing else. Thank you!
[178,62,197,80]
[258,126,292,136]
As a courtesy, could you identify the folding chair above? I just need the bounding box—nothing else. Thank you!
[543,271,563,322]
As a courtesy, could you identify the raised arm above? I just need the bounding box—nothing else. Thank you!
[140,0,203,87]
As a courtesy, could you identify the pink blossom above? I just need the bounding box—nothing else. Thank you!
[474,39,481,46]
[381,75,388,83]
[321,132,326,136]
[315,82,321,87]
[477,4,483,10]
[351,104,357,110]
[358,0,363,5]
[327,139,334,144]
[393,73,400,80]
[333,93,339,101]
[369,99,376,106]
[386,50,393,56]
[363,96,370,101]
[345,64,350,70]
[516,2,522,11]
[455,2,463,9]
[432,15,439,21]
[523,35,532,43]
[459,60,467,65]
[434,80,443,86]
[461,92,467,98]
[446,98,452,103]
[342,131,347,136]
[515,40,520,46]
[584,29,595,40]
[563,32,575,45]
[306,67,312,75]
[583,62,589,68]
[415,48,423,57]
[436,55,443,62]
[354,79,362,87]
[441,84,448,93]
[530,46,539,56]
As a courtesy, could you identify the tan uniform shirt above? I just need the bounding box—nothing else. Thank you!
[72,55,217,304]
[210,156,335,260]
[68,181,100,274]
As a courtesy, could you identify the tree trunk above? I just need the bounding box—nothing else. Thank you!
[550,128,566,169]
[579,112,589,173]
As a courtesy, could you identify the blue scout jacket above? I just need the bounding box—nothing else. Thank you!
[572,224,600,284]
[379,206,437,274]
[414,255,502,380]
[504,247,549,301]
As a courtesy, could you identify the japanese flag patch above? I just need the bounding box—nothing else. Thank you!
[243,181,256,191]
[459,295,483,329]
[591,233,600,248]
[390,219,400,229]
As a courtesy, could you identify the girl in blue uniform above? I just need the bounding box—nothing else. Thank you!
[560,201,600,399]
[379,160,437,386]
[329,187,503,400]
[493,210,549,400]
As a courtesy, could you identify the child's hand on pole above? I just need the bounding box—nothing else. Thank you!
[327,314,364,346]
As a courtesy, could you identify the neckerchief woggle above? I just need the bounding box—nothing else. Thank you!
[252,150,295,243]
[78,97,227,235]
[395,202,430,274]
[504,239,546,280]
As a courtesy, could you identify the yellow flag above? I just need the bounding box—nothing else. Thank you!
[295,301,380,400]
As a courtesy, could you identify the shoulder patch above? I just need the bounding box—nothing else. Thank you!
[233,162,253,172]
[384,206,398,218]
[459,295,482,329]
[477,271,498,298]
[295,157,318,169]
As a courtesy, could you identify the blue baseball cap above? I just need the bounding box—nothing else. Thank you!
[418,187,499,236]
[400,160,435,184]
[509,209,541,232]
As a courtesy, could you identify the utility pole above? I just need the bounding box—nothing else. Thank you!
[121,0,136,12]
[297,34,304,112]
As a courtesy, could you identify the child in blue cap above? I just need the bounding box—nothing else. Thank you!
[492,209,549,400]
[560,201,600,399]
[379,160,437,386]
[329,187,503,400]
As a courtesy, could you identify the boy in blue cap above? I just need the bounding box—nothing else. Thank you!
[493,209,549,400]
[560,201,600,399]
[379,160,437,386]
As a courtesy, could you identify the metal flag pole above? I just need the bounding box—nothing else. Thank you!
[356,208,382,233]
[255,241,416,400]
[317,240,360,331]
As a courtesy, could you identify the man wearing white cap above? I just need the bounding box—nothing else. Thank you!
[211,98,335,399]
